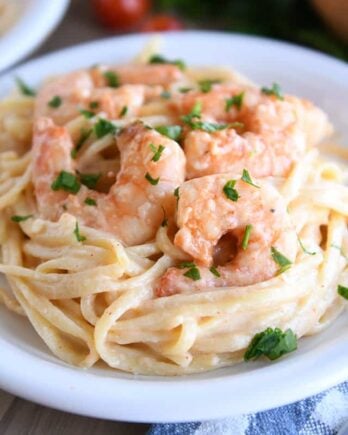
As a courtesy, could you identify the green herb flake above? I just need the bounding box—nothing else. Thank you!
[198,79,221,93]
[145,172,159,185]
[155,125,182,141]
[183,266,201,281]
[51,171,81,194]
[261,83,284,100]
[160,90,171,99]
[94,118,117,138]
[179,87,193,94]
[223,179,240,202]
[150,143,165,162]
[174,187,180,202]
[184,119,243,133]
[149,54,186,71]
[89,101,99,109]
[48,95,62,108]
[244,327,297,361]
[80,172,101,189]
[181,101,202,124]
[71,128,92,159]
[242,224,253,250]
[241,168,260,188]
[73,221,86,242]
[337,285,348,300]
[15,77,36,96]
[80,109,95,119]
[103,71,119,88]
[225,92,244,111]
[84,197,97,206]
[209,266,221,277]
[271,246,292,274]
[11,214,33,223]
[119,106,128,118]
[298,236,316,256]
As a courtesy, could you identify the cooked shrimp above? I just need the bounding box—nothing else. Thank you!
[91,64,183,87]
[32,118,186,245]
[156,173,297,296]
[35,69,161,125]
[172,84,332,178]
[35,71,94,125]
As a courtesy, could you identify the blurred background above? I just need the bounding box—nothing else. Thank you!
[37,0,348,61]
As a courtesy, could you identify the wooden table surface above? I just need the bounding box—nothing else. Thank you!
[0,1,152,433]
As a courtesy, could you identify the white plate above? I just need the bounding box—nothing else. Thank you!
[0,31,348,423]
[0,0,69,72]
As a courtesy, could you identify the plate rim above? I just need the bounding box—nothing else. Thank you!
[0,30,347,423]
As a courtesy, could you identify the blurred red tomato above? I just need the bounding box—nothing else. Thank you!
[92,0,151,31]
[140,14,184,32]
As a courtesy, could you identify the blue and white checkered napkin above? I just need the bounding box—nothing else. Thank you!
[149,381,348,435]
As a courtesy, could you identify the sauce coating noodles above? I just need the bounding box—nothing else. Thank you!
[0,42,347,375]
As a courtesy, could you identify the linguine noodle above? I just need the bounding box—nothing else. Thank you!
[0,42,347,375]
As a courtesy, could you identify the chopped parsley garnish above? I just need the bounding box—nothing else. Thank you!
[71,128,92,159]
[80,172,101,189]
[244,327,297,361]
[179,87,193,93]
[145,172,159,185]
[271,246,292,274]
[73,221,86,242]
[174,187,180,202]
[89,101,99,109]
[84,197,97,206]
[185,120,243,133]
[94,118,117,138]
[103,71,119,88]
[209,266,221,277]
[160,90,171,99]
[148,54,186,71]
[119,106,128,117]
[11,214,33,223]
[297,236,316,255]
[150,143,165,162]
[181,101,243,133]
[242,224,253,250]
[261,83,284,100]
[155,125,182,141]
[181,101,202,124]
[51,171,81,194]
[48,95,62,108]
[198,79,221,93]
[179,262,201,281]
[225,92,244,111]
[223,180,240,202]
[337,285,348,300]
[15,77,36,96]
[241,168,260,188]
[184,266,201,281]
[80,109,95,119]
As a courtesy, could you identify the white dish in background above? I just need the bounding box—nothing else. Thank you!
[0,31,348,423]
[0,0,69,72]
